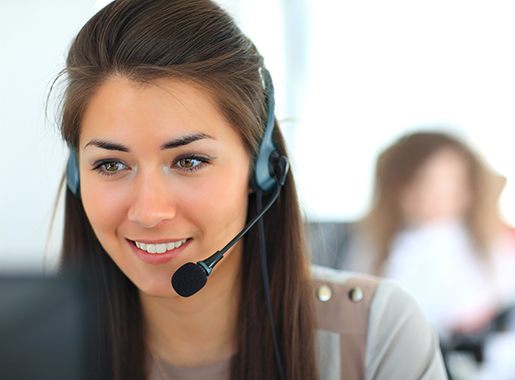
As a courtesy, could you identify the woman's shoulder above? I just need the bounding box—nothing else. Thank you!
[311,265,405,349]
[311,264,434,326]
[311,265,447,380]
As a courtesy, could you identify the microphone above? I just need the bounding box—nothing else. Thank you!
[171,155,289,297]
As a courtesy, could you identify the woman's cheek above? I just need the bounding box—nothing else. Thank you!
[180,171,249,228]
[82,181,129,237]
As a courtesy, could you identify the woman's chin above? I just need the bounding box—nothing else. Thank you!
[137,277,177,298]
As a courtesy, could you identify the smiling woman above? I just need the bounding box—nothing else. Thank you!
[51,1,447,380]
[79,77,250,297]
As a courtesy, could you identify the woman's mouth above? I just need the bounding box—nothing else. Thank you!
[129,238,191,265]
[134,239,188,254]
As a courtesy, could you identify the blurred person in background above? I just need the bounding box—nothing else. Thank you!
[344,132,515,337]
[332,131,515,378]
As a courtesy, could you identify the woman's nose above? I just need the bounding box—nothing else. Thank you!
[127,172,177,228]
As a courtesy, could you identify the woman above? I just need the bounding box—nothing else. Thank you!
[53,1,446,379]
[345,131,515,337]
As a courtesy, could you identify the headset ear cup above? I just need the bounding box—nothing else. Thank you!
[66,147,80,197]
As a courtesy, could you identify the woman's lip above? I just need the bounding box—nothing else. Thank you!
[127,238,191,264]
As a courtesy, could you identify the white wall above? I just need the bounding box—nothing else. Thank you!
[224,0,515,226]
[293,0,515,225]
[0,0,98,272]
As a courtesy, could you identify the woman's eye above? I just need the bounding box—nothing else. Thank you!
[178,158,199,168]
[104,162,122,171]
[92,160,129,177]
[175,156,209,172]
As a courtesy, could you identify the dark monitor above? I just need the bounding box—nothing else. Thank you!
[0,273,98,380]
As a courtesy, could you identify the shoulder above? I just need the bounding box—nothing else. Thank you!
[311,265,447,380]
[312,265,381,334]
[365,279,447,379]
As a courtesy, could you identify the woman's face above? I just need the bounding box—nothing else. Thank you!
[79,77,251,297]
[400,147,472,226]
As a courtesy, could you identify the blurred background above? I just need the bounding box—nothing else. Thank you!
[2,0,514,270]
[2,0,515,378]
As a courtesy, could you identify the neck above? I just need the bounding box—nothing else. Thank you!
[140,244,242,368]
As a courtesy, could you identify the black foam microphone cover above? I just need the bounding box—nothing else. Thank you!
[171,262,208,297]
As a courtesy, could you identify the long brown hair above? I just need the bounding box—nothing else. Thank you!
[54,1,317,379]
[363,131,504,274]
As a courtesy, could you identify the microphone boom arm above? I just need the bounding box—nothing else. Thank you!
[198,175,283,276]
[171,155,289,297]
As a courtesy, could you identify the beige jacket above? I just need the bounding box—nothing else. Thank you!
[148,266,448,380]
[313,265,447,380]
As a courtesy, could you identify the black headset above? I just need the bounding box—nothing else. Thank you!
[66,145,80,196]
[65,68,287,197]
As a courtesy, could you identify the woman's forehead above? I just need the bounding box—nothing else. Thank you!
[78,76,243,148]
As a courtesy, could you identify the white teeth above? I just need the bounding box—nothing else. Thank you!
[134,239,187,254]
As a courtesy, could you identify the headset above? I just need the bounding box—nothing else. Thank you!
[66,146,80,196]
[65,68,287,380]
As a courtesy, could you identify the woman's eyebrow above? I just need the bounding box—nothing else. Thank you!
[161,132,216,150]
[82,133,216,152]
[83,140,129,152]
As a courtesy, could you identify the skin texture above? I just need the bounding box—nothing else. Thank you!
[79,76,251,366]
